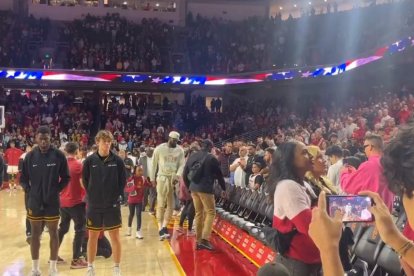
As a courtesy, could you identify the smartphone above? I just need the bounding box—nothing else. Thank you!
[327,195,374,223]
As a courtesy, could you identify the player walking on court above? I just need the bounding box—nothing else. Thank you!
[150,131,185,240]
[20,126,71,276]
[82,130,126,276]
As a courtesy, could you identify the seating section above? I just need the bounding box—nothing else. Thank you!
[215,183,274,250]
[214,182,407,275]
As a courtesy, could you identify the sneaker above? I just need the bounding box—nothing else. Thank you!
[187,230,196,237]
[48,270,58,276]
[162,227,170,239]
[49,257,65,264]
[26,234,32,245]
[126,227,131,236]
[136,230,143,239]
[159,229,165,241]
[113,266,121,276]
[198,239,214,251]
[70,258,88,269]
[86,267,95,276]
[30,270,41,276]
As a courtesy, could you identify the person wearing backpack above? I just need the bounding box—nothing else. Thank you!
[177,142,200,236]
[183,139,226,251]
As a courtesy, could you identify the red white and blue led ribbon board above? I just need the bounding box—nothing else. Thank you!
[0,36,412,86]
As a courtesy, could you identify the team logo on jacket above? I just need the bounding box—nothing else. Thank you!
[107,164,117,167]
[46,163,56,167]
[87,219,92,226]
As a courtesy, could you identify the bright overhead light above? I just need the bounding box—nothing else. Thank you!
[156,3,159,7]
[123,1,127,5]
[294,4,297,7]
[308,1,312,5]
[279,6,283,10]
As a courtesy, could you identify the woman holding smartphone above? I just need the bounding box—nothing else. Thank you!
[309,123,414,276]
[269,141,321,276]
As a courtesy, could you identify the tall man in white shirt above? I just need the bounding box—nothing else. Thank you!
[151,131,185,240]
[326,145,344,193]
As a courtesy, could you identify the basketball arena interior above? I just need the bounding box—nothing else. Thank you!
[0,0,414,275]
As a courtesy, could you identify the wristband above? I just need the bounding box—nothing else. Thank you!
[397,240,414,258]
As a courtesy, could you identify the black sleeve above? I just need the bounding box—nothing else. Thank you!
[211,156,226,191]
[18,158,24,172]
[183,159,190,188]
[118,158,127,197]
[20,153,30,193]
[82,157,90,190]
[57,152,71,192]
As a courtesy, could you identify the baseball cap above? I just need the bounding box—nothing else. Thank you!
[169,131,180,141]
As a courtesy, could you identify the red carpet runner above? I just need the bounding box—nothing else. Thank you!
[167,228,258,276]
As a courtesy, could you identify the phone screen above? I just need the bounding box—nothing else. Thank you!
[327,195,373,222]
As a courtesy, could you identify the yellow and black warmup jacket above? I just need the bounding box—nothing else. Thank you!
[82,151,127,210]
[20,147,70,210]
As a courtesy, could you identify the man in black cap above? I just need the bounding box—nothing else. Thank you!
[183,139,226,250]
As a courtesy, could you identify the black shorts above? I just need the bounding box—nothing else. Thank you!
[27,205,60,222]
[86,206,122,231]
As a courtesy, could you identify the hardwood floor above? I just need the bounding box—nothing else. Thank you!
[0,188,182,276]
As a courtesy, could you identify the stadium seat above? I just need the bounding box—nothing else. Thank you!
[348,222,369,257]
[375,244,402,276]
[353,226,384,273]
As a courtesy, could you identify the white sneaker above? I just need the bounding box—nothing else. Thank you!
[30,270,41,276]
[49,270,58,276]
[86,267,95,276]
[113,266,121,276]
[126,227,131,236]
[136,230,143,239]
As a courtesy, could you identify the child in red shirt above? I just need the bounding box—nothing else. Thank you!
[124,166,151,239]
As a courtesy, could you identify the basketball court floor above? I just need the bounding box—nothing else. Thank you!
[0,188,256,276]
[0,188,182,276]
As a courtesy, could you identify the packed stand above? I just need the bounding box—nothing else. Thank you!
[0,91,94,152]
[60,13,173,72]
[0,13,50,68]
[186,0,414,74]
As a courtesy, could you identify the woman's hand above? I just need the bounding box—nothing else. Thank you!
[359,191,400,245]
[309,191,343,253]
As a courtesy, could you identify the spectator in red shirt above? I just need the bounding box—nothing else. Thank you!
[4,140,24,188]
[125,166,151,239]
[270,141,321,275]
[399,104,411,124]
[58,142,87,269]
